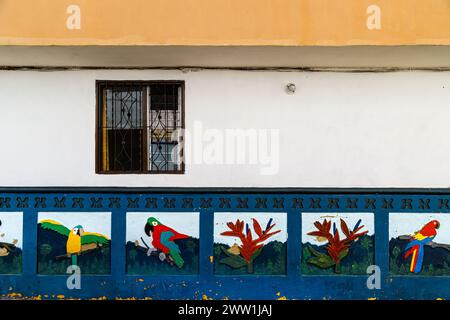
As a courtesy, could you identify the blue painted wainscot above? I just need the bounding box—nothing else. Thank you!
[0,187,449,300]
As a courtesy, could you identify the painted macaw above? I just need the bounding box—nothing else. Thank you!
[404,220,440,274]
[144,217,189,268]
[40,220,110,266]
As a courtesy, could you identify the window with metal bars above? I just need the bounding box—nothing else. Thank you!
[96,81,184,174]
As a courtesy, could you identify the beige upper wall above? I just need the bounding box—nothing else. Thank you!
[3,46,450,68]
[1,0,450,46]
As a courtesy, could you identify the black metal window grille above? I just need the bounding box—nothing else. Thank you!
[97,81,184,174]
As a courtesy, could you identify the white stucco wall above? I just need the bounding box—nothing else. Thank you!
[0,69,449,188]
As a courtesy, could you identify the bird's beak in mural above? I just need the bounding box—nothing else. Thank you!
[78,228,85,236]
[436,221,441,229]
[145,223,153,236]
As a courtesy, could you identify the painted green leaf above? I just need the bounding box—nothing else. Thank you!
[220,245,234,257]
[219,256,248,269]
[339,249,349,260]
[307,253,335,269]
[307,245,324,258]
[250,248,263,263]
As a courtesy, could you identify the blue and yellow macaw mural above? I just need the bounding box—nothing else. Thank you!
[40,219,110,266]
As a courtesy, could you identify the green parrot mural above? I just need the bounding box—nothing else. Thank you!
[39,220,110,266]
[144,217,189,268]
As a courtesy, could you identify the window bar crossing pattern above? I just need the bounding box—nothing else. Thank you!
[104,85,144,172]
[149,83,182,172]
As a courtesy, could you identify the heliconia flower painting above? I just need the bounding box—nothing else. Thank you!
[0,212,23,274]
[214,212,287,275]
[126,212,199,275]
[37,212,111,275]
[301,212,375,275]
[389,213,450,276]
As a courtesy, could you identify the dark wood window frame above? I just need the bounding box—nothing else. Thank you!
[95,80,185,175]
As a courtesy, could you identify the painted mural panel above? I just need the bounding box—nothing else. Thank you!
[301,212,375,275]
[214,212,287,275]
[390,213,450,276]
[0,212,23,274]
[126,212,200,275]
[37,212,111,275]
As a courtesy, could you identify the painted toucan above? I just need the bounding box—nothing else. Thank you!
[40,220,110,266]
[404,220,440,274]
[144,217,189,268]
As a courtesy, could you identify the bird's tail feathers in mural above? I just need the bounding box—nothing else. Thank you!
[405,244,424,274]
[170,250,184,268]
[404,245,416,259]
